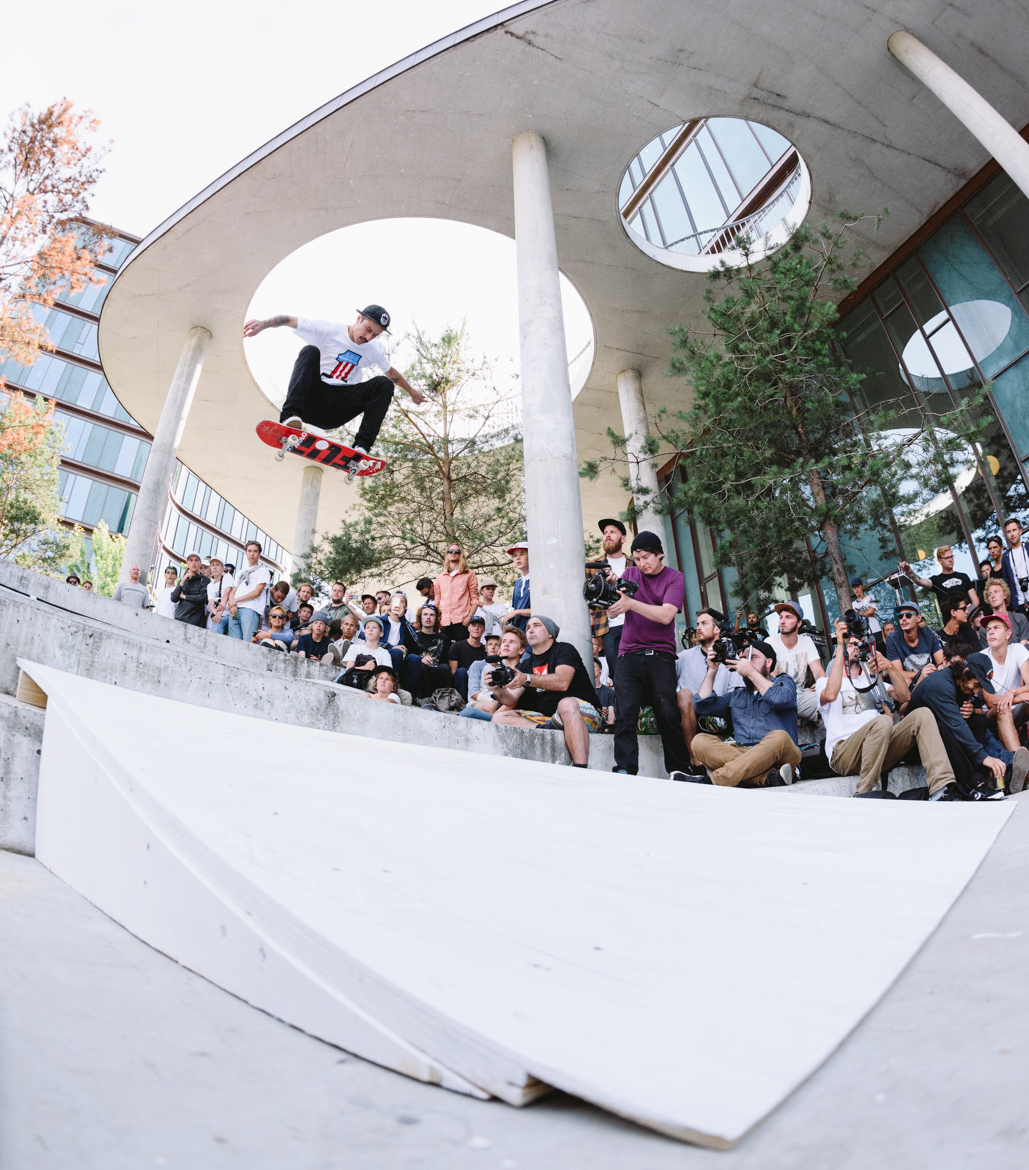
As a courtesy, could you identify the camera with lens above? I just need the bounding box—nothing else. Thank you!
[843,608,868,639]
[485,656,516,688]
[1020,576,1029,595]
[583,561,640,609]
[710,623,760,664]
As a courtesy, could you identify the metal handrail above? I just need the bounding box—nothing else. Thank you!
[663,168,802,256]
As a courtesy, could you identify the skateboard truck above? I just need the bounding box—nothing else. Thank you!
[277,431,306,461]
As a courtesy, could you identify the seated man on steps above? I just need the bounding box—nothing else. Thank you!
[816,617,957,798]
[691,640,801,787]
[242,305,425,462]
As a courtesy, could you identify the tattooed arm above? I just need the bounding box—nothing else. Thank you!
[243,315,297,338]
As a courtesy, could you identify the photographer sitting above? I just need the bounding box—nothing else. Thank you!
[606,531,692,779]
[816,618,957,797]
[692,641,801,787]
[490,616,601,767]
[676,608,740,772]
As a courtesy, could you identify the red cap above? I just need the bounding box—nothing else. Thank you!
[983,611,1012,631]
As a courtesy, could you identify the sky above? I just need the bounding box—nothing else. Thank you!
[0,0,591,398]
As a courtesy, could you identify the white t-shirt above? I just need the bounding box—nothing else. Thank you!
[233,564,273,614]
[769,633,821,689]
[983,642,1029,695]
[293,318,391,387]
[156,585,177,619]
[206,573,234,612]
[1009,545,1029,608]
[605,554,629,629]
[383,617,405,647]
[853,594,881,633]
[475,601,507,637]
[343,643,393,668]
[815,675,885,766]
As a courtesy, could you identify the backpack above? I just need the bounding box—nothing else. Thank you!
[423,687,466,713]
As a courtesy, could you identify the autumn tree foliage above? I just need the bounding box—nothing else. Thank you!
[0,394,69,572]
[0,99,111,373]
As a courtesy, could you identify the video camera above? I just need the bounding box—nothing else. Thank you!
[484,655,517,688]
[583,561,640,610]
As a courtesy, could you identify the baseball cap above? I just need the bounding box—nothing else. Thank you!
[507,541,529,555]
[774,600,804,619]
[750,640,777,667]
[697,607,726,623]
[478,577,497,588]
[850,577,863,587]
[468,615,486,627]
[964,652,996,693]
[983,611,1012,631]
[597,518,627,535]
[363,614,385,631]
[897,602,920,616]
[357,304,391,332]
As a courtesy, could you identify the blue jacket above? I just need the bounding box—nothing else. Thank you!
[694,675,798,745]
[510,576,530,632]
[377,615,420,655]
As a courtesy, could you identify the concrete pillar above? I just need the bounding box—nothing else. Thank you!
[122,327,210,585]
[512,130,591,665]
[292,464,323,576]
[888,30,1029,201]
[616,369,665,538]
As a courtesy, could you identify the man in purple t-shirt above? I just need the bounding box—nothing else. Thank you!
[606,530,692,778]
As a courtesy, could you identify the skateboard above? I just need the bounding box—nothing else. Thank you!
[256,420,386,483]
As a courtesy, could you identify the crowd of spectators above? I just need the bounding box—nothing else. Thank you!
[64,515,1029,798]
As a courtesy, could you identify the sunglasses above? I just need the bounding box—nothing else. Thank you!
[447,548,461,554]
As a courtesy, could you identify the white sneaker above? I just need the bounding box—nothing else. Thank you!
[351,445,368,456]
[282,415,303,430]
[779,763,794,786]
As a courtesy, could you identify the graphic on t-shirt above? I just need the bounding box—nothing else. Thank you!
[329,350,362,381]
[840,687,877,717]
[532,663,548,676]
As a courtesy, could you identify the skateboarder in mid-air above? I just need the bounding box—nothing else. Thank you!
[243,305,425,467]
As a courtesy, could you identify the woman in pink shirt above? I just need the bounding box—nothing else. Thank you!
[432,542,480,642]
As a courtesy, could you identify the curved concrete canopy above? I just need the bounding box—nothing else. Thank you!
[98,0,1029,553]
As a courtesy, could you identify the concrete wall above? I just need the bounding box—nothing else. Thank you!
[0,563,667,854]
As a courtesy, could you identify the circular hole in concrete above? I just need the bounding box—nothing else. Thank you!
[619,117,810,272]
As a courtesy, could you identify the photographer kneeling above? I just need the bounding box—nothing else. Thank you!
[692,640,801,787]
[490,616,601,767]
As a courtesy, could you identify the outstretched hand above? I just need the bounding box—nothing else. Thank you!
[243,319,267,338]
[406,386,427,406]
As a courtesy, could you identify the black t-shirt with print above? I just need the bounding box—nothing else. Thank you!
[929,571,974,621]
[515,640,599,718]
[448,639,487,671]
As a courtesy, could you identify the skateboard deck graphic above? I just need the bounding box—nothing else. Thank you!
[256,420,386,477]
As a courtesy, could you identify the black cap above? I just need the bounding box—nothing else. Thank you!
[630,530,664,555]
[698,607,725,623]
[750,640,777,666]
[372,664,399,680]
[357,304,391,333]
[598,518,627,536]
[963,652,996,693]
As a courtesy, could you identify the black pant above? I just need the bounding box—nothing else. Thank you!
[933,711,995,794]
[613,650,690,775]
[442,623,469,643]
[280,346,394,452]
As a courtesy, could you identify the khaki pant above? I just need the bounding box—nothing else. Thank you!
[692,730,802,787]
[830,709,954,795]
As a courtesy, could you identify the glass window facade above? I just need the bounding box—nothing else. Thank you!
[58,469,136,533]
[661,167,1029,631]
[0,351,134,423]
[53,410,150,481]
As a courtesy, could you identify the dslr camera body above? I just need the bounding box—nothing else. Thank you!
[710,623,760,664]
[842,608,873,662]
[583,560,640,610]
[484,655,517,689]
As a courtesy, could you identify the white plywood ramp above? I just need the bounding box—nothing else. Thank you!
[23,660,1013,1149]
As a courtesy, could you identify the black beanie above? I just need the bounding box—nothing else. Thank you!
[630,530,663,555]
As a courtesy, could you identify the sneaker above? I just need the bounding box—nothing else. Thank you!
[282,415,303,430]
[1009,747,1029,795]
[671,769,711,784]
[853,790,896,799]
[611,767,630,774]
[351,445,369,457]
[930,782,962,802]
[967,779,1007,801]
[765,769,787,787]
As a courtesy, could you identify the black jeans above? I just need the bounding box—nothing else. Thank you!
[613,649,690,775]
[280,346,394,452]
[933,710,1010,794]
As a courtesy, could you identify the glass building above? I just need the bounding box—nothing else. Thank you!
[660,158,1029,633]
[0,222,288,581]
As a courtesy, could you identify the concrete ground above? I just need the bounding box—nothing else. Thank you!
[2,799,1029,1169]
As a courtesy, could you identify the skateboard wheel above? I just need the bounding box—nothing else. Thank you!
[359,459,370,470]
[314,440,330,450]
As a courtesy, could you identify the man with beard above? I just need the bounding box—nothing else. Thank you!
[675,608,740,772]
[692,640,801,787]
[588,519,630,666]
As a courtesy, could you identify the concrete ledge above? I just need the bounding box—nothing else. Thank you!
[0,565,667,854]
[0,693,45,854]
[779,765,928,798]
